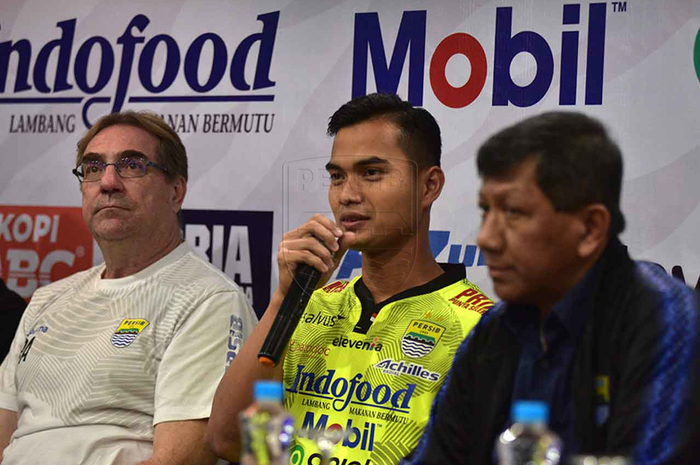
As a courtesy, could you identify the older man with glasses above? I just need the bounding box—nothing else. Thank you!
[0,111,257,465]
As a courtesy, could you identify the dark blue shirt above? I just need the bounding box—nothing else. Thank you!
[502,264,600,460]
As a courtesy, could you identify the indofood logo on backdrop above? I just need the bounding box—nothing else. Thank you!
[0,11,279,132]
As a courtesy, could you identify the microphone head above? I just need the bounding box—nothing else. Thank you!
[258,355,277,367]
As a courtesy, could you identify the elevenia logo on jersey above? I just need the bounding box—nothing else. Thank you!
[401,319,445,358]
[111,319,149,348]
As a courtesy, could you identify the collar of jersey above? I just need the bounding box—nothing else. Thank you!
[96,241,190,291]
[352,263,466,333]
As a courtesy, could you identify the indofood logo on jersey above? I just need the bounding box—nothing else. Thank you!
[0,11,279,130]
[352,3,609,108]
[288,364,416,413]
[111,319,149,348]
[0,206,94,299]
[401,319,445,358]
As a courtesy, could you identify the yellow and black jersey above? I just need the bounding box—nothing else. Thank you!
[283,264,492,465]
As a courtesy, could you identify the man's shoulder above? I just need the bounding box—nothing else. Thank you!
[163,245,245,296]
[626,261,698,317]
[31,264,102,300]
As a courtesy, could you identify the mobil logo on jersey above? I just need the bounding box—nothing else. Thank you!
[352,3,608,108]
[288,364,416,413]
[0,205,93,298]
[401,319,445,358]
[180,209,273,318]
[299,412,378,453]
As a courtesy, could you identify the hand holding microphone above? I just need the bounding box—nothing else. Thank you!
[258,215,352,367]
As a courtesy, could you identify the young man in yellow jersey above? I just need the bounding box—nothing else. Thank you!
[207,93,492,465]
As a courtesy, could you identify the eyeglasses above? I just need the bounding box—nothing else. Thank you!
[72,157,169,183]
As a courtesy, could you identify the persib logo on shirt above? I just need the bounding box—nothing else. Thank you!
[401,319,445,358]
[111,319,149,348]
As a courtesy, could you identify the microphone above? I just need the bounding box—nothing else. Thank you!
[258,264,322,367]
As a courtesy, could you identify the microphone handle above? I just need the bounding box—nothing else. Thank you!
[258,264,322,367]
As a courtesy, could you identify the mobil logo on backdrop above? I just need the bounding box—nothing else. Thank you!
[0,206,93,298]
[352,2,609,107]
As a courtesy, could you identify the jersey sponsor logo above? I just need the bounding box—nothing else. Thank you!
[111,318,149,348]
[448,288,492,314]
[303,311,344,328]
[289,444,374,465]
[331,336,382,352]
[401,319,445,358]
[595,374,611,426]
[19,325,50,363]
[289,340,331,357]
[299,411,377,452]
[288,364,416,413]
[226,315,244,368]
[322,281,349,293]
[374,358,440,382]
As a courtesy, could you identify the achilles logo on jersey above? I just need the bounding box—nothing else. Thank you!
[288,365,416,413]
[111,319,149,348]
[374,358,440,382]
[332,336,383,352]
[401,319,445,358]
[303,312,344,327]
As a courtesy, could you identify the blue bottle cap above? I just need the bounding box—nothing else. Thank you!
[254,380,284,402]
[512,400,549,424]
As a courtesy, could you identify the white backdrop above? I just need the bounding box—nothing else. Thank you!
[1,0,699,315]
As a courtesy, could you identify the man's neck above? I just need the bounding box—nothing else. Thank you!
[360,235,443,304]
[536,243,608,320]
[100,231,183,279]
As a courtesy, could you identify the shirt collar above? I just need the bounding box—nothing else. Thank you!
[503,259,603,338]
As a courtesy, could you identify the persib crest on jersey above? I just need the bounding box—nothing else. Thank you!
[401,319,445,358]
[111,319,150,348]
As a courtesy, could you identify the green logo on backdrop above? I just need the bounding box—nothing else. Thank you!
[694,28,700,83]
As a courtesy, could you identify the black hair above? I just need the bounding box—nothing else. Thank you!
[477,111,625,235]
[327,93,442,168]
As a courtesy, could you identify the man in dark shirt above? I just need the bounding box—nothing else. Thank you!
[0,280,26,363]
[407,112,700,464]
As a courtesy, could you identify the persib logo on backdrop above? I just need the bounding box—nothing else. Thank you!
[180,209,273,318]
[353,3,609,107]
[0,11,279,130]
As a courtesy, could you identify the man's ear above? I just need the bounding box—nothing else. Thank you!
[170,176,187,213]
[576,203,610,258]
[420,166,445,209]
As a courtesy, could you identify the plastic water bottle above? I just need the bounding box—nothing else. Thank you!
[496,400,563,465]
[239,380,295,465]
